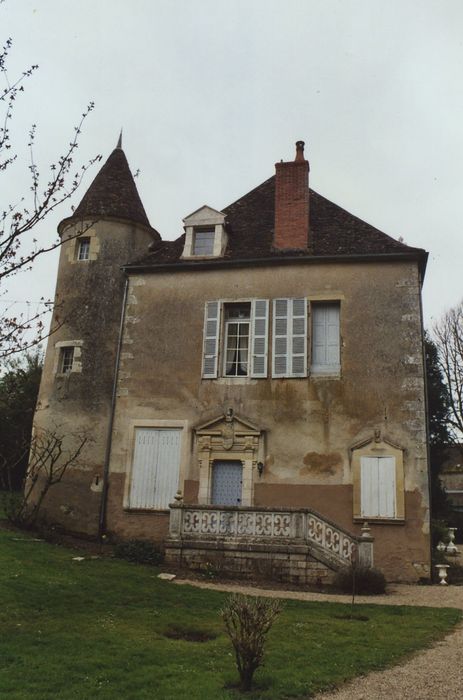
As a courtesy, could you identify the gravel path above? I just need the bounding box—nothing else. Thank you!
[175,579,463,699]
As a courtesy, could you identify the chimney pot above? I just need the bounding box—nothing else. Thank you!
[295,140,305,161]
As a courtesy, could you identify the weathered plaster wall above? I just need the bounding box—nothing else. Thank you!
[106,259,430,580]
[32,218,153,534]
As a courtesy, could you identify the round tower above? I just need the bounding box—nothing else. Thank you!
[33,140,159,536]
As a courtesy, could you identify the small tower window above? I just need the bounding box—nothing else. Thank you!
[77,237,91,261]
[193,229,215,256]
[59,347,75,373]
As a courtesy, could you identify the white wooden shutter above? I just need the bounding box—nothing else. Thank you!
[272,298,307,377]
[250,299,269,378]
[291,298,307,376]
[273,299,289,377]
[311,303,340,373]
[202,301,221,378]
[360,457,377,517]
[129,428,181,509]
[361,456,396,518]
[378,457,396,517]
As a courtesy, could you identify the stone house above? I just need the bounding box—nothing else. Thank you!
[33,139,431,583]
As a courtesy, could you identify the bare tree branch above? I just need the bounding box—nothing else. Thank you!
[0,25,100,359]
[433,299,463,440]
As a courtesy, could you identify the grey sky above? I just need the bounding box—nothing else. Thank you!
[3,0,462,331]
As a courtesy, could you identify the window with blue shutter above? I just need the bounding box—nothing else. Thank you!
[311,302,340,374]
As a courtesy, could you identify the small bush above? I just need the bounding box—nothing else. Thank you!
[447,563,463,585]
[202,560,222,580]
[334,565,386,595]
[431,518,449,548]
[221,594,283,692]
[114,539,163,566]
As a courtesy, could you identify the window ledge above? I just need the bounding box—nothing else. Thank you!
[207,377,258,386]
[311,371,341,380]
[123,507,170,514]
[353,517,405,525]
[181,254,222,260]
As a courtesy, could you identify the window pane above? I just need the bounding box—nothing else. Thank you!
[60,347,74,373]
[225,305,250,320]
[78,238,90,260]
[225,320,249,376]
[223,303,251,377]
[193,230,215,255]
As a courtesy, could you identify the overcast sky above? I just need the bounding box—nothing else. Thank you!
[3,0,462,337]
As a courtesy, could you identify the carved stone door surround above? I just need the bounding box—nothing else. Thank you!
[195,408,264,507]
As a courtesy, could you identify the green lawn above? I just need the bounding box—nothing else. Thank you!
[0,528,460,699]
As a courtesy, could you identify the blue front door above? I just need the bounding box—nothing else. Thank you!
[211,461,243,506]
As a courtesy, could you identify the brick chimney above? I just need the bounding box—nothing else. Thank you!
[273,140,310,250]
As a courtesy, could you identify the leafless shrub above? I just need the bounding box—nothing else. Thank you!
[221,594,283,692]
[2,426,87,526]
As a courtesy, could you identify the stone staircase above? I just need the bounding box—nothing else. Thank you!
[165,503,374,585]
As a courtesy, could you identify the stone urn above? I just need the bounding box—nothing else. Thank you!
[435,564,450,585]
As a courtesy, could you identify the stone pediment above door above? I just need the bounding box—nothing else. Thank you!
[195,408,262,453]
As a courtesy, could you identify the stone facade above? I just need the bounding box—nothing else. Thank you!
[32,140,431,582]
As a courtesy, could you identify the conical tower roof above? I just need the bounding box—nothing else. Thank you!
[68,146,152,230]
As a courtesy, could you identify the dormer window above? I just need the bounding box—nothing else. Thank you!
[193,229,215,256]
[181,205,227,259]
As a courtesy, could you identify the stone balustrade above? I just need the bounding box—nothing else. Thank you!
[168,502,374,570]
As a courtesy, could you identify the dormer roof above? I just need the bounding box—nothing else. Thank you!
[183,205,226,224]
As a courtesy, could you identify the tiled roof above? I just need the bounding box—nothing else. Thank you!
[128,174,427,269]
[70,148,154,231]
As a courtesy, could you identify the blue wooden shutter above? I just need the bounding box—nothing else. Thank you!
[202,301,221,378]
[250,299,269,378]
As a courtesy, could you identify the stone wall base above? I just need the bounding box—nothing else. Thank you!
[165,539,337,586]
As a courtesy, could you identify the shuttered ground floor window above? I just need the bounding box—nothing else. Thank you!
[360,456,396,518]
[129,428,182,510]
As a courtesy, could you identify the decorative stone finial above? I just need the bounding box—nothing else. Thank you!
[174,490,183,503]
[361,521,371,538]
